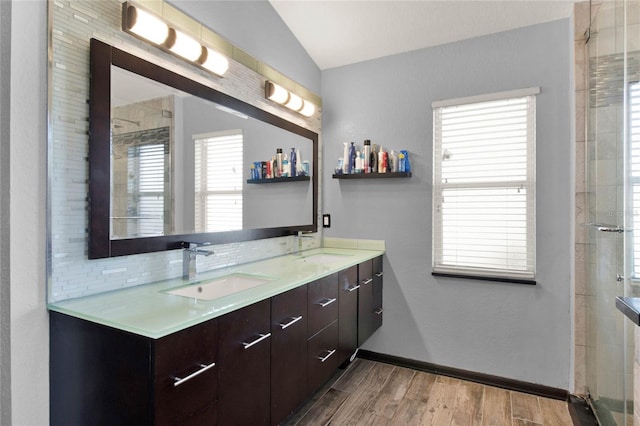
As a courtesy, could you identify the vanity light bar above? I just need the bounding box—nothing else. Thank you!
[265,81,316,117]
[122,2,229,77]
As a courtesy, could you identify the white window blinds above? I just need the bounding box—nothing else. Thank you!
[194,130,243,232]
[127,143,166,237]
[432,88,538,282]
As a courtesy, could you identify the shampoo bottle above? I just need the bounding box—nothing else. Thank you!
[355,150,363,173]
[290,148,297,177]
[276,148,283,177]
[348,142,356,174]
[378,146,386,173]
[370,144,378,173]
[363,139,371,173]
[342,142,350,174]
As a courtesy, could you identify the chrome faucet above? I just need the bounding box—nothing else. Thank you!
[293,231,314,255]
[182,242,214,280]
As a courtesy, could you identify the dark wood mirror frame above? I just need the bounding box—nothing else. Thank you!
[88,38,318,259]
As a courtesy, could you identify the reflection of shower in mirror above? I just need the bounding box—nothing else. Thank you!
[111,117,141,128]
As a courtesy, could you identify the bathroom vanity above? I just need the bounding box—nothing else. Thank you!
[49,248,384,426]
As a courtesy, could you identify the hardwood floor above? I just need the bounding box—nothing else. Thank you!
[285,359,574,426]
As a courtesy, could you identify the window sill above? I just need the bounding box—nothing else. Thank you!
[432,272,536,285]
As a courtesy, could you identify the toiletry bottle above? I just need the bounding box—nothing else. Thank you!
[370,144,378,173]
[390,150,397,172]
[282,154,289,177]
[295,148,303,176]
[343,142,350,174]
[363,139,371,173]
[290,148,297,177]
[378,146,386,173]
[303,160,310,176]
[398,153,406,173]
[250,163,256,180]
[276,148,283,177]
[355,150,363,173]
[401,150,411,172]
[349,142,356,174]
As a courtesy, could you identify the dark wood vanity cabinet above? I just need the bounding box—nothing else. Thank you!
[338,265,359,366]
[218,299,272,426]
[50,256,383,426]
[358,256,384,346]
[50,311,218,426]
[270,286,308,426]
[307,273,340,393]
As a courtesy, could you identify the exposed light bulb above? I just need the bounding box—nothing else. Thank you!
[285,93,303,111]
[127,6,169,45]
[200,47,229,76]
[266,82,289,104]
[299,100,316,117]
[168,29,203,62]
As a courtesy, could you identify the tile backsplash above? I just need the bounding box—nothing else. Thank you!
[49,0,321,302]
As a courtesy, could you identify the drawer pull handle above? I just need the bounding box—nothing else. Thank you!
[347,285,360,292]
[317,349,336,363]
[375,308,384,315]
[242,333,271,349]
[279,316,303,330]
[362,278,373,285]
[375,272,383,277]
[173,361,216,387]
[317,297,337,308]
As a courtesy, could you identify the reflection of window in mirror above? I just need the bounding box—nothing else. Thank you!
[194,130,243,232]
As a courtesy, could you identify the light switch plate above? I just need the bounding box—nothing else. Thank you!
[322,214,331,228]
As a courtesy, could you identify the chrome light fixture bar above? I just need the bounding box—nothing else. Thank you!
[265,81,316,117]
[122,2,229,77]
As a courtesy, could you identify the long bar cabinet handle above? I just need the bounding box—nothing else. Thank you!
[317,298,337,307]
[317,349,336,363]
[279,316,303,329]
[173,361,216,387]
[375,308,384,315]
[361,278,373,285]
[242,333,271,349]
[375,272,383,277]
[347,285,360,292]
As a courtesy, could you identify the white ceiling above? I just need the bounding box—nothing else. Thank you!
[269,0,577,70]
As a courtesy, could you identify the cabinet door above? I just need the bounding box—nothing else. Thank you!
[357,259,374,346]
[218,300,271,426]
[307,320,339,393]
[372,256,384,332]
[271,286,308,426]
[338,265,358,366]
[307,273,339,338]
[154,318,218,426]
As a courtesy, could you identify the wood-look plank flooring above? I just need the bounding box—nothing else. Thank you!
[285,359,574,426]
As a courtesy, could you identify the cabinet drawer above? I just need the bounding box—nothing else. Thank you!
[307,320,339,393]
[154,319,218,425]
[307,273,339,338]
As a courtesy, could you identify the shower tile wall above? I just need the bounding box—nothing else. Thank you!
[49,0,321,302]
[575,1,589,397]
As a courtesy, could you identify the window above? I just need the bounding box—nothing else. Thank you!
[194,130,243,232]
[127,143,166,236]
[432,88,538,283]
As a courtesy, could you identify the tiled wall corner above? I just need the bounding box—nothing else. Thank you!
[49,0,322,302]
[574,0,590,397]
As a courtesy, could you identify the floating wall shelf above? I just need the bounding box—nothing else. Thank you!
[332,172,412,179]
[247,176,311,184]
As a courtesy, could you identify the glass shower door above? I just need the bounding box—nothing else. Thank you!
[585,0,637,424]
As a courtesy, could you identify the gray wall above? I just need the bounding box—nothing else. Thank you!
[321,19,574,389]
[169,0,321,94]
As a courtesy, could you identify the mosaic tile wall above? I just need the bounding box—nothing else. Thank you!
[49,0,322,302]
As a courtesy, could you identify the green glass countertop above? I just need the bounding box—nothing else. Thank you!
[47,247,384,339]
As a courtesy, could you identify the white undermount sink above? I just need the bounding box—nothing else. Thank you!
[164,273,273,300]
[295,252,351,264]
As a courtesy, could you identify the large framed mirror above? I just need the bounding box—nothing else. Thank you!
[88,39,318,258]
